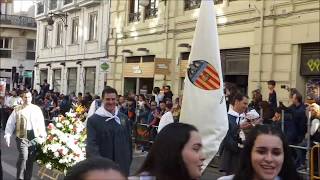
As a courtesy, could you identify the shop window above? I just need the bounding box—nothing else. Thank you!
[0,37,12,58]
[129,0,140,22]
[180,77,185,90]
[145,0,158,19]
[26,39,36,60]
[142,55,155,62]
[126,56,141,63]
[67,68,77,94]
[53,69,61,92]
[84,67,96,95]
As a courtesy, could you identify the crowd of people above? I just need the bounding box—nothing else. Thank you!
[0,79,319,180]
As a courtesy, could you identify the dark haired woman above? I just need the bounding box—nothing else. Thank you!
[218,124,301,180]
[133,123,205,180]
[64,157,126,180]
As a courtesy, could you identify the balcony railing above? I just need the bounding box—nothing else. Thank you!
[129,12,140,22]
[184,0,201,10]
[0,15,37,28]
[145,8,158,19]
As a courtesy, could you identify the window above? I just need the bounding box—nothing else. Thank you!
[84,67,96,95]
[71,17,79,44]
[49,0,57,10]
[184,0,201,10]
[67,68,77,94]
[145,0,159,19]
[43,26,49,48]
[64,0,73,5]
[56,23,63,46]
[180,52,190,61]
[53,69,61,92]
[180,77,185,90]
[142,55,155,62]
[0,37,12,58]
[37,1,44,14]
[88,12,98,41]
[26,39,36,60]
[126,56,141,63]
[129,0,140,22]
[40,69,48,86]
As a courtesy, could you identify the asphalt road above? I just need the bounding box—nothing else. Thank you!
[1,130,223,180]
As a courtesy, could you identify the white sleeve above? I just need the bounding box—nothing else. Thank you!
[37,107,47,137]
[310,119,320,136]
[87,100,96,119]
[5,110,16,137]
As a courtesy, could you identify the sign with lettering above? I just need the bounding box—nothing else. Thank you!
[301,57,320,76]
[154,58,171,75]
[100,58,110,72]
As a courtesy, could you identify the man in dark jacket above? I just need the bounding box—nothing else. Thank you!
[86,87,132,175]
[220,93,249,175]
[163,85,173,101]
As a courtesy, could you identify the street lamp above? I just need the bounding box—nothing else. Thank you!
[46,12,68,31]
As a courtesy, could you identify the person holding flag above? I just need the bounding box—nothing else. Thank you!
[180,0,229,171]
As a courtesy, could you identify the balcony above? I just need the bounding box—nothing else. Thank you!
[78,0,101,7]
[0,15,37,28]
[145,8,158,19]
[184,0,201,10]
[129,12,140,22]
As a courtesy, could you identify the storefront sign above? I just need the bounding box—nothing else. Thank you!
[23,71,33,78]
[100,58,110,72]
[301,58,320,76]
[154,58,171,75]
[132,66,142,74]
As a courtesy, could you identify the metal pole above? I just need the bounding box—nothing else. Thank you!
[306,111,311,180]
[281,110,285,132]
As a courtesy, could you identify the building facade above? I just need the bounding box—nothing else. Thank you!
[34,0,110,95]
[0,0,37,90]
[106,0,319,102]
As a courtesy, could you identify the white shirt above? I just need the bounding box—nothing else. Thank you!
[311,118,320,136]
[4,95,11,107]
[157,111,174,133]
[218,175,281,180]
[5,104,47,138]
[228,107,245,124]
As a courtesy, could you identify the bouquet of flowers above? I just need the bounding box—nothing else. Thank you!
[37,105,87,173]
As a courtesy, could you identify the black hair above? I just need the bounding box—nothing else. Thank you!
[231,93,248,106]
[267,80,276,86]
[153,87,160,94]
[233,124,301,180]
[101,87,118,98]
[165,85,171,90]
[137,123,198,180]
[293,92,303,104]
[64,157,125,180]
[166,101,173,110]
[78,92,83,96]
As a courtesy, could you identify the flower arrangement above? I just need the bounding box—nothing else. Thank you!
[37,105,87,173]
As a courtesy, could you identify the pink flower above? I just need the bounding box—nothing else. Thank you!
[47,123,54,130]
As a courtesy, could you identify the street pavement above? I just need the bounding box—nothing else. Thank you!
[1,130,223,180]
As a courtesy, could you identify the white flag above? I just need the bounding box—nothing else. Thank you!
[180,0,228,170]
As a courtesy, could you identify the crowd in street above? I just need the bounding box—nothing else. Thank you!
[0,79,319,180]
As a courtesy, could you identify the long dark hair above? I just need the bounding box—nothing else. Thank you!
[64,157,125,180]
[137,123,198,180]
[233,124,301,180]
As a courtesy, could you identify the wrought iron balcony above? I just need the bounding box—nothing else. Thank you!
[184,0,201,10]
[0,14,36,28]
[145,8,158,19]
[129,12,140,22]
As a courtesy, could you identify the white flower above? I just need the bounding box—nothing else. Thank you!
[64,120,70,126]
[56,123,63,128]
[54,151,59,158]
[45,163,52,170]
[68,124,73,129]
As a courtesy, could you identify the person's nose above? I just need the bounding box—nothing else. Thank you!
[199,150,206,162]
[264,152,273,163]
